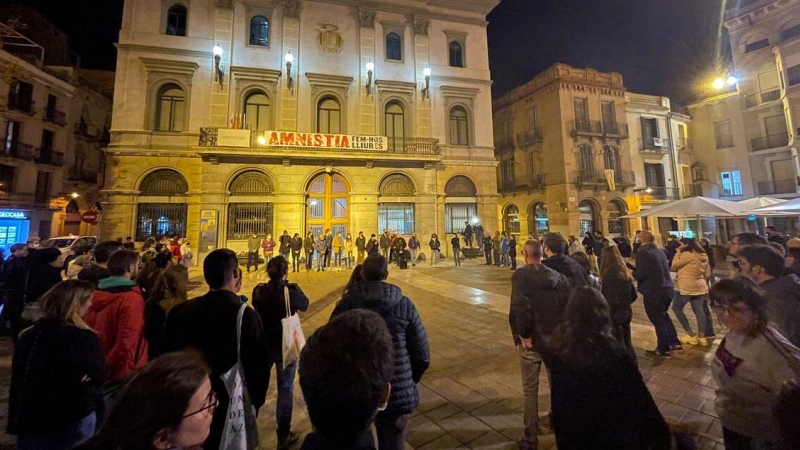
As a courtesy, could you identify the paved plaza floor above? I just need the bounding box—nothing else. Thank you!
[0,255,726,449]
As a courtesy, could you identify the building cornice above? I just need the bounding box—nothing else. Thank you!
[724,0,797,30]
[305,72,354,90]
[309,0,492,26]
[139,57,200,77]
[230,66,282,84]
[118,43,213,59]
[430,74,492,86]
[439,85,480,99]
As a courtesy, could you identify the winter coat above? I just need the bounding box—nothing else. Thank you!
[333,236,343,253]
[315,237,327,253]
[261,238,276,253]
[247,236,261,252]
[83,277,148,383]
[366,238,378,255]
[291,237,303,252]
[7,319,107,435]
[760,274,800,348]
[380,233,392,250]
[501,237,510,253]
[324,234,333,251]
[77,264,112,288]
[632,243,674,296]
[429,238,441,251]
[165,290,270,449]
[492,235,501,250]
[252,279,310,359]
[601,276,637,326]
[592,237,609,257]
[331,280,430,415]
[280,235,292,253]
[355,235,366,251]
[483,236,492,252]
[392,237,407,252]
[304,236,315,253]
[545,340,671,450]
[542,254,589,290]
[567,240,583,256]
[509,263,570,347]
[509,238,517,257]
[144,290,187,359]
[25,264,62,304]
[671,251,709,296]
[344,239,354,254]
[451,236,460,249]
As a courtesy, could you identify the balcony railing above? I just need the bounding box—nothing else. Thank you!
[682,184,703,198]
[44,109,67,127]
[637,137,670,154]
[67,168,99,184]
[528,173,546,189]
[517,128,543,147]
[73,123,96,141]
[743,88,781,108]
[498,178,516,192]
[715,134,733,149]
[8,99,35,115]
[1,142,34,161]
[572,169,635,189]
[676,137,692,150]
[638,187,681,202]
[569,119,603,136]
[198,128,441,155]
[495,136,515,152]
[758,179,797,195]
[751,132,788,151]
[603,121,629,137]
[35,150,65,166]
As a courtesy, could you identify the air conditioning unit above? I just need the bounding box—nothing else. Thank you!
[652,137,664,146]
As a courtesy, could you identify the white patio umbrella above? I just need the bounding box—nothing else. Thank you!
[622,196,750,238]
[737,197,787,208]
[747,197,800,214]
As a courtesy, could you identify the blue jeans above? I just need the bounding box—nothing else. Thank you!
[334,251,342,268]
[643,290,679,352]
[268,359,297,441]
[453,247,461,266]
[17,412,96,450]
[672,294,710,336]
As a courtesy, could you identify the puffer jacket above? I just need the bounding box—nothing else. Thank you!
[331,280,430,415]
[671,251,709,296]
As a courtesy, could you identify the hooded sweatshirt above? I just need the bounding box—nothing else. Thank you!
[331,280,430,415]
[84,276,148,383]
[671,250,709,296]
[542,253,589,290]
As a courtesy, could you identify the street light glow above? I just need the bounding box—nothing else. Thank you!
[213,45,223,57]
[726,75,738,85]
[712,78,725,90]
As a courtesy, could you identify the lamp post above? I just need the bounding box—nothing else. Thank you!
[213,44,224,89]
[285,52,294,91]
[366,61,374,96]
[421,66,431,100]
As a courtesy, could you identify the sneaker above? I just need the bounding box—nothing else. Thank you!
[679,335,699,346]
[697,336,710,346]
[670,344,684,352]
[645,349,672,359]
[278,431,299,450]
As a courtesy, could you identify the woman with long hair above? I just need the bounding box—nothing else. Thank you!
[709,278,800,449]
[75,351,215,450]
[144,265,189,359]
[545,287,671,449]
[671,238,713,346]
[600,245,638,362]
[341,264,364,301]
[8,280,107,449]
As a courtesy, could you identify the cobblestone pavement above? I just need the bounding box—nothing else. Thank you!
[0,255,726,449]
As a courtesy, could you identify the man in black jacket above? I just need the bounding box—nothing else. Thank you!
[165,249,270,449]
[78,240,123,287]
[331,254,429,450]
[509,239,570,450]
[355,231,367,263]
[632,231,679,358]
[542,233,588,289]
[252,256,309,449]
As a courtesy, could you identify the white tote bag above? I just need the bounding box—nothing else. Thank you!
[219,304,259,450]
[281,286,306,366]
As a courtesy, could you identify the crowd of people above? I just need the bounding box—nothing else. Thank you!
[2,223,800,450]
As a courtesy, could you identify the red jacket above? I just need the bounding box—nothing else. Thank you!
[169,244,182,262]
[83,278,148,383]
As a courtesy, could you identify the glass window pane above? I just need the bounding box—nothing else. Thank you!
[333,198,347,218]
[309,199,323,218]
[444,203,476,234]
[159,99,172,130]
[330,111,340,134]
[378,203,414,234]
[332,175,347,193]
[309,175,325,193]
[172,100,184,131]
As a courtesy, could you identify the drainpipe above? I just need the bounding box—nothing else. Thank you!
[666,111,679,194]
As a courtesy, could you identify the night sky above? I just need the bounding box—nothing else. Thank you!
[10,0,731,106]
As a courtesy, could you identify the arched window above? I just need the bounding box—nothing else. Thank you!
[578,200,598,236]
[137,169,189,241]
[577,144,594,181]
[249,16,269,46]
[444,175,477,234]
[449,106,469,145]
[228,171,274,239]
[140,169,188,196]
[386,33,402,61]
[379,174,415,234]
[385,102,405,149]
[529,202,549,236]
[155,84,184,132]
[607,199,627,236]
[244,92,270,130]
[603,145,622,176]
[165,5,187,36]
[449,41,463,67]
[317,97,341,134]
[504,204,520,234]
[379,173,415,196]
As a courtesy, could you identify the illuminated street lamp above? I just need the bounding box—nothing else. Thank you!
[285,52,294,91]
[213,44,224,89]
[421,66,431,100]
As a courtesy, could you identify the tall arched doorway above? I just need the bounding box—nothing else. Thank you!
[578,200,598,236]
[307,173,349,239]
[528,202,549,238]
[503,204,520,235]
[606,199,627,237]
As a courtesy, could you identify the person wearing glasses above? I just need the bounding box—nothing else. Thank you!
[726,232,767,274]
[709,277,800,450]
[75,350,215,450]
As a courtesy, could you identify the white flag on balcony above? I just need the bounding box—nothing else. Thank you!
[604,169,616,191]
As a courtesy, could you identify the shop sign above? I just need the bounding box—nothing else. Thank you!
[256,131,388,151]
[0,211,27,219]
[82,211,100,224]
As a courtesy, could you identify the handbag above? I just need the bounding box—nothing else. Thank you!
[281,286,306,367]
[220,304,259,450]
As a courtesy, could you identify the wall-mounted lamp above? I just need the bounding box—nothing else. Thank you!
[366,61,374,96]
[285,52,294,91]
[421,66,431,100]
[213,44,224,89]
[70,192,80,199]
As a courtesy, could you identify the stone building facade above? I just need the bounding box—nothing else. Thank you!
[104,0,499,261]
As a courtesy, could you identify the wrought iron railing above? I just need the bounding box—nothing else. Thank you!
[44,109,67,127]
[758,179,797,195]
[572,169,635,188]
[676,137,692,149]
[35,150,64,166]
[743,88,780,108]
[638,187,681,202]
[528,173,546,189]
[715,134,733,149]
[569,119,603,135]
[517,128,543,147]
[603,121,629,137]
[751,132,788,151]
[637,137,670,153]
[2,142,34,161]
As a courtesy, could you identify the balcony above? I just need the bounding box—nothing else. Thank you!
[715,134,733,149]
[516,128,543,147]
[44,109,67,127]
[498,178,516,192]
[758,179,797,195]
[751,132,788,152]
[682,184,703,198]
[743,88,781,108]
[638,187,681,203]
[495,136,515,152]
[676,137,692,150]
[528,173,546,190]
[603,121,629,138]
[569,119,603,137]
[7,99,35,116]
[637,137,670,154]
[572,169,635,189]
[1,142,34,161]
[67,168,99,184]
[35,150,65,166]
[73,123,97,141]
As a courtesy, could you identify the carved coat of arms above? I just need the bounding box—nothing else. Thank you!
[317,23,343,52]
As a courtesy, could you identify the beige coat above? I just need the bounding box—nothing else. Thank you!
[671,250,709,295]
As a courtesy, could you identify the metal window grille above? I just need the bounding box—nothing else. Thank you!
[378,203,414,234]
[136,203,188,241]
[444,203,476,234]
[229,171,274,196]
[444,175,477,197]
[227,203,273,239]
[140,170,188,196]
[380,174,415,196]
